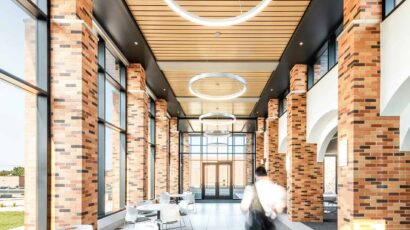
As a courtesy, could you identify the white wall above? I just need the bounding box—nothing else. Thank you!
[306,66,338,162]
[278,112,287,154]
[381,0,410,150]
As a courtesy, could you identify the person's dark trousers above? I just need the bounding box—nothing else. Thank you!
[245,210,275,230]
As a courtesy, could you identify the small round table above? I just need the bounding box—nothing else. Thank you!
[137,204,180,229]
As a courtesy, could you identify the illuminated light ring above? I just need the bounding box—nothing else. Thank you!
[199,112,236,126]
[204,130,231,139]
[164,0,272,27]
[207,142,229,147]
[189,73,247,101]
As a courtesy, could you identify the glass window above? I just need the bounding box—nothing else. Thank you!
[384,0,403,16]
[105,80,121,126]
[324,155,337,194]
[0,1,47,228]
[104,127,121,213]
[147,98,156,199]
[149,146,155,199]
[278,94,288,117]
[98,40,126,216]
[185,132,254,199]
[105,48,120,82]
[0,0,37,85]
[313,48,329,83]
[0,81,38,228]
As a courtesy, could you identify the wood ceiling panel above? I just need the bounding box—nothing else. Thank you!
[180,101,256,117]
[165,71,270,97]
[124,0,310,117]
[125,0,310,61]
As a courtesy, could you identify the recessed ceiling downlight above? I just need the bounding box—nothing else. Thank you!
[189,73,247,101]
[164,0,272,27]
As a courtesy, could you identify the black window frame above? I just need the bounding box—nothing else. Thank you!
[383,0,406,19]
[278,89,289,117]
[148,97,156,199]
[97,39,127,218]
[307,23,343,90]
[0,0,48,229]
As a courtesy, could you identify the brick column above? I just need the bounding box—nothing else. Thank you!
[49,0,98,228]
[246,133,254,185]
[266,99,286,187]
[155,99,170,197]
[126,64,148,204]
[169,117,179,194]
[338,0,410,228]
[287,64,323,222]
[182,133,190,191]
[256,117,265,166]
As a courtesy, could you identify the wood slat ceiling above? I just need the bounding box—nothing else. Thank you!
[126,0,310,61]
[165,71,270,97]
[125,0,310,117]
[180,101,256,117]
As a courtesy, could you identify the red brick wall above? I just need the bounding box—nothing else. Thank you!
[169,117,179,194]
[182,133,190,191]
[337,0,410,228]
[155,99,170,196]
[49,0,98,227]
[126,64,148,204]
[256,117,265,167]
[287,64,323,222]
[266,99,286,187]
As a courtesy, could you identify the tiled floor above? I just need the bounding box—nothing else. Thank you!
[121,203,336,230]
[122,203,246,230]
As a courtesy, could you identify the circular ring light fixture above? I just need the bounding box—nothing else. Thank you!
[164,0,272,27]
[189,73,247,101]
[204,130,231,138]
[208,142,229,148]
[199,112,236,126]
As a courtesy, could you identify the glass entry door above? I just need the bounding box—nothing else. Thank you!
[202,162,232,199]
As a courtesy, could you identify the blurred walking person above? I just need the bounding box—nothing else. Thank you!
[241,166,287,230]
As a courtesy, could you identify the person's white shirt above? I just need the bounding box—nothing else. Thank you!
[240,178,286,219]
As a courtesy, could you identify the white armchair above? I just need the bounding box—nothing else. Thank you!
[183,192,196,213]
[124,206,140,228]
[160,207,182,229]
[160,192,171,204]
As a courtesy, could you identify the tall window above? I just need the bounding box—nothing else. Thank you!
[148,98,156,199]
[324,155,337,194]
[384,0,404,17]
[186,133,254,199]
[0,0,48,229]
[307,25,341,89]
[278,90,289,117]
[97,40,127,216]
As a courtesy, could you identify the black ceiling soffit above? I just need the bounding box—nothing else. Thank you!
[250,0,343,117]
[93,0,185,117]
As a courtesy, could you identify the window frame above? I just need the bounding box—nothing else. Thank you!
[307,23,342,90]
[383,0,406,19]
[0,0,48,229]
[323,154,338,195]
[97,39,127,217]
[148,97,156,199]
